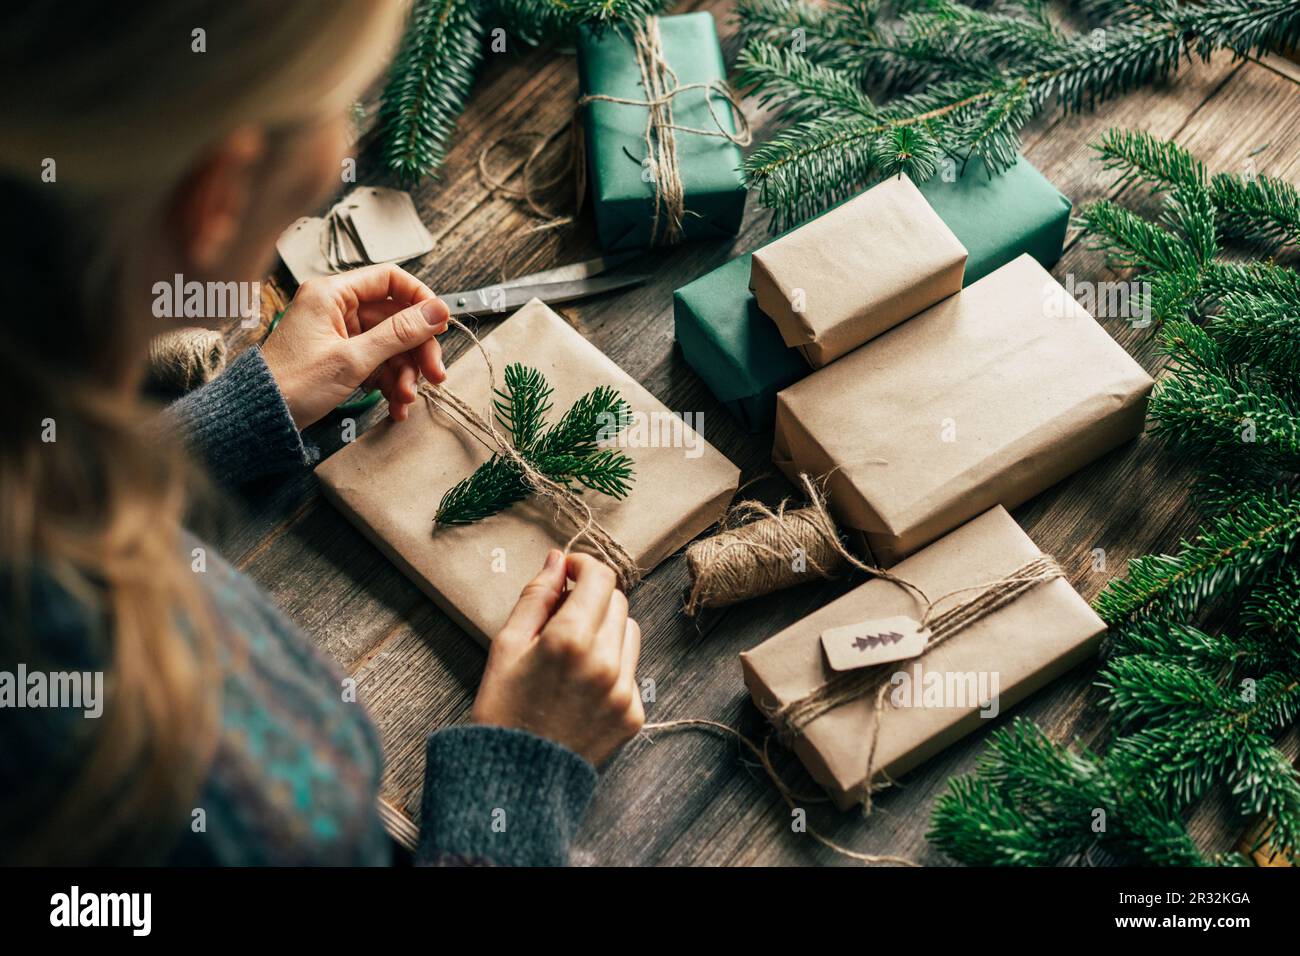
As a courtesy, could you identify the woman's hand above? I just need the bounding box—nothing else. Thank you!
[260,263,451,429]
[472,551,645,766]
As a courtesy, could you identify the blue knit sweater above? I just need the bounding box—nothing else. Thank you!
[0,347,596,866]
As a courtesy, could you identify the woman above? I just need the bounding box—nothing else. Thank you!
[0,1,643,865]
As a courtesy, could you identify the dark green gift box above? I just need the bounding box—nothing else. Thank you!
[674,155,1072,431]
[577,13,746,252]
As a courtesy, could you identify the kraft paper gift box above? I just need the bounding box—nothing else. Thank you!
[773,254,1155,565]
[577,13,747,252]
[750,174,968,368]
[674,154,1072,430]
[740,506,1107,810]
[316,299,741,645]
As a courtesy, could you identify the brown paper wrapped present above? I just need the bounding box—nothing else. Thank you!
[740,506,1105,810]
[773,253,1155,565]
[316,299,741,645]
[750,174,967,368]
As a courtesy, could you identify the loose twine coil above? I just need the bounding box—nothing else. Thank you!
[418,316,641,590]
[146,327,228,393]
[477,15,751,262]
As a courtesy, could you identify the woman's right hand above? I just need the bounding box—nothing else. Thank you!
[472,551,644,766]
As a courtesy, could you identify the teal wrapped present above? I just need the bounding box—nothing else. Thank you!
[674,155,1072,431]
[577,13,747,252]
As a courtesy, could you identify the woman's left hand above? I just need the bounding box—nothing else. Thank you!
[260,263,451,430]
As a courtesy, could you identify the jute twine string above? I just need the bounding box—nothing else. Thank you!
[576,17,752,246]
[639,719,920,866]
[418,316,641,590]
[146,327,227,392]
[766,554,1063,814]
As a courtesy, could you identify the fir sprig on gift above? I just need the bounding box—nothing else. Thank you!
[377,0,668,183]
[734,0,1300,230]
[434,363,635,526]
[927,130,1300,867]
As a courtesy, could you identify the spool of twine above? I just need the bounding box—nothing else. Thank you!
[685,475,850,615]
[146,327,228,393]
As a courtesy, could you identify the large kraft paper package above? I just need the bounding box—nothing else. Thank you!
[316,299,741,645]
[773,253,1155,565]
[740,506,1106,810]
[750,174,968,368]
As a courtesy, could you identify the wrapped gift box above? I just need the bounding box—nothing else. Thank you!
[750,174,968,368]
[773,254,1155,565]
[577,13,746,252]
[674,154,1073,430]
[741,506,1106,810]
[316,299,741,645]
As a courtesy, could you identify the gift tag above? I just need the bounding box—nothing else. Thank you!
[345,186,434,264]
[820,615,930,671]
[275,217,332,284]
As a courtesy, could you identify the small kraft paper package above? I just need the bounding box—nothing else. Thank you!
[741,506,1106,810]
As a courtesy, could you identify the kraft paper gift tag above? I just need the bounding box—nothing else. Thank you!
[772,253,1155,565]
[750,174,968,368]
[741,506,1106,810]
[316,299,741,645]
[276,187,434,283]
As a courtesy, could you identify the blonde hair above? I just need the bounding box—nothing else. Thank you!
[0,0,402,863]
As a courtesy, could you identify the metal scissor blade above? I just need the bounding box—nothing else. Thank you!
[497,250,642,289]
[444,272,649,317]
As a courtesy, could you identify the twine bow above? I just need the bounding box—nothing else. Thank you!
[419,316,641,590]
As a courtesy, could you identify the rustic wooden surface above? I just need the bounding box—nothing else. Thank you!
[212,2,1300,865]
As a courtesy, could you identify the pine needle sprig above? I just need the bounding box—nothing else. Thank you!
[377,0,486,184]
[434,364,635,526]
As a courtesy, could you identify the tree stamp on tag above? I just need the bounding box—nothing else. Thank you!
[820,615,930,671]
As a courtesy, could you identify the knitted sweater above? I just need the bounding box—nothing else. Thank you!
[0,347,596,866]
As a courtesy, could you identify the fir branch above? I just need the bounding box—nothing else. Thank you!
[744,0,1300,227]
[434,365,635,526]
[377,0,486,184]
[1093,128,1300,253]
[928,719,1209,866]
[734,41,879,121]
[493,0,669,47]
[1092,491,1300,626]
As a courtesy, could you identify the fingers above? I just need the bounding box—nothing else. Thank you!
[349,299,445,382]
[495,549,567,647]
[323,262,439,309]
[541,554,618,656]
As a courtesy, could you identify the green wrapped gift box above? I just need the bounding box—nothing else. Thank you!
[577,13,746,252]
[674,155,1072,431]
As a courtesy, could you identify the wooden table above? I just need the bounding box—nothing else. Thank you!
[216,3,1300,864]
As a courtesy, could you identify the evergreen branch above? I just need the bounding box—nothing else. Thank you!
[377,0,486,184]
[1092,490,1300,626]
[734,42,879,121]
[928,719,1210,866]
[493,0,669,47]
[744,0,1300,226]
[1211,169,1300,251]
[434,366,635,525]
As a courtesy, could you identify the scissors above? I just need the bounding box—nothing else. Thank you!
[439,251,649,318]
[272,252,649,413]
